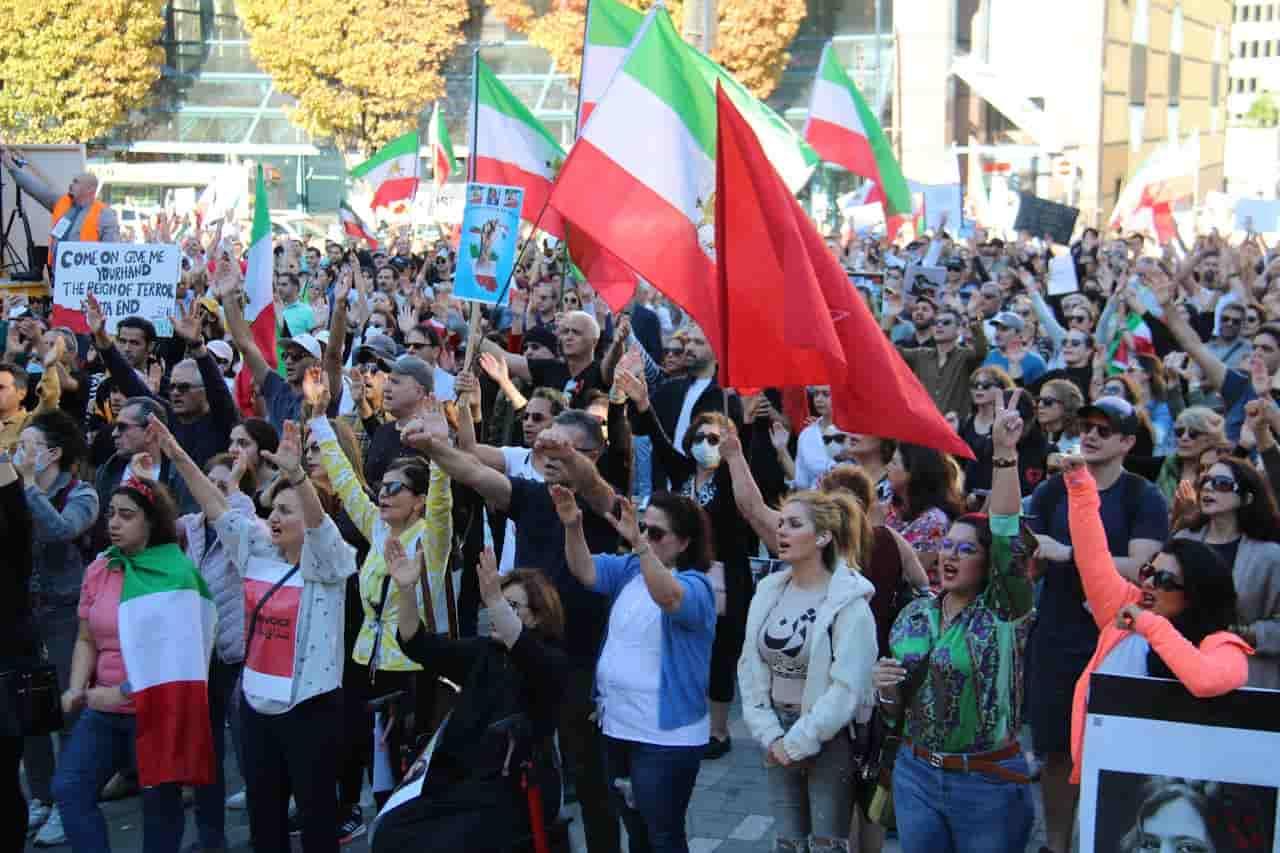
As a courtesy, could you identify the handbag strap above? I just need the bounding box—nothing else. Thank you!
[244,563,301,662]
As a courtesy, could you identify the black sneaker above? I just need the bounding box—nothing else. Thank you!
[702,736,732,760]
[338,806,366,845]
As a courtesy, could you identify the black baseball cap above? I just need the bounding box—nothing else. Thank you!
[1078,396,1139,436]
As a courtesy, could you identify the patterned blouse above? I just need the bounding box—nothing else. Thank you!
[888,513,1036,754]
[885,505,950,592]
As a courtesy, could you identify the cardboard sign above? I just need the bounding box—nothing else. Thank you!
[1080,674,1280,852]
[1047,253,1079,296]
[1235,199,1280,234]
[453,182,525,305]
[1013,193,1080,245]
[52,242,178,337]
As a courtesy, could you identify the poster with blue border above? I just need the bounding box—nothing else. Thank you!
[452,182,524,304]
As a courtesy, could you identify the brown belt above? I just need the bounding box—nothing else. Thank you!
[907,741,1030,784]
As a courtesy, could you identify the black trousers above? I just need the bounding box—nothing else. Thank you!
[241,689,342,853]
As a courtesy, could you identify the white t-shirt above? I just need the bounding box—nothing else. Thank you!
[1097,632,1151,677]
[596,575,709,747]
[794,421,831,489]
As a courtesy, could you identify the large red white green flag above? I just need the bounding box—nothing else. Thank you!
[473,58,566,237]
[804,41,911,218]
[234,165,276,415]
[350,131,420,210]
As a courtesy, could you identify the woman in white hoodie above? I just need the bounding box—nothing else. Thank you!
[737,489,878,853]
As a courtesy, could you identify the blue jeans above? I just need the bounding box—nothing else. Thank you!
[892,745,1034,853]
[603,735,703,853]
[195,658,244,849]
[53,710,186,853]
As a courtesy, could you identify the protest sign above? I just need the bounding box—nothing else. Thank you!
[912,183,963,232]
[52,242,179,337]
[1080,674,1280,852]
[1013,193,1080,245]
[1047,253,1079,296]
[903,263,947,296]
[453,182,524,305]
[1235,199,1280,234]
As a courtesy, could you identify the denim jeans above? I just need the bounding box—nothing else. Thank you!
[764,727,853,847]
[603,735,703,853]
[194,658,244,849]
[891,745,1034,853]
[53,710,186,853]
[633,436,653,504]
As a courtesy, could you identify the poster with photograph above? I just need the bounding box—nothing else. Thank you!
[453,182,524,305]
[1080,674,1280,852]
[903,263,947,297]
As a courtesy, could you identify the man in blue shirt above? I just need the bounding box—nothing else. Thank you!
[983,311,1047,386]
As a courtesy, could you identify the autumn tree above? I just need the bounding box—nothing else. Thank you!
[487,0,801,99]
[236,0,470,153]
[0,0,165,143]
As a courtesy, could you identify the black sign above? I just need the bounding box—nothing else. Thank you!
[1013,193,1080,245]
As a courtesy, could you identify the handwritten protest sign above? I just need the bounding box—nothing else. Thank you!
[453,183,524,305]
[53,242,179,337]
[1013,193,1080,245]
[1047,253,1079,296]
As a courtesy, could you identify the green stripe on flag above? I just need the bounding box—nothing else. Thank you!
[477,59,565,154]
[349,132,418,179]
[622,12,717,161]
[590,0,644,47]
[117,543,211,603]
[251,164,269,244]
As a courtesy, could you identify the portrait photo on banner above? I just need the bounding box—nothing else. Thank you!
[1080,674,1280,852]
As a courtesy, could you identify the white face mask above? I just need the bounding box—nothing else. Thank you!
[690,440,721,469]
[15,447,53,475]
[825,436,848,460]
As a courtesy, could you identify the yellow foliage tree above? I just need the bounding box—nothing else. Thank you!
[487,0,800,98]
[0,0,165,144]
[237,0,470,152]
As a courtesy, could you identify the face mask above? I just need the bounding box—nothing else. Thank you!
[15,448,52,474]
[691,440,721,469]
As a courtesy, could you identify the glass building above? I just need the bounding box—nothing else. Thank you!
[95,0,896,216]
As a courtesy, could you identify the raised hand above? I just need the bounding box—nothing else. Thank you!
[605,496,642,550]
[169,299,202,346]
[146,362,164,395]
[145,414,179,458]
[454,370,480,405]
[131,451,158,482]
[1249,350,1271,396]
[42,332,65,369]
[334,266,353,305]
[261,421,303,477]
[769,420,791,450]
[477,351,509,384]
[211,254,244,300]
[397,302,417,336]
[614,369,649,411]
[345,367,366,405]
[992,388,1024,453]
[476,547,502,607]
[301,365,330,413]
[384,537,421,589]
[83,293,107,338]
[547,483,581,526]
[402,396,449,450]
[613,312,632,344]
[720,424,744,461]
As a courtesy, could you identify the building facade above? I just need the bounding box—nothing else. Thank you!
[1228,1,1280,119]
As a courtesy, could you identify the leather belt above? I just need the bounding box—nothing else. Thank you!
[907,741,1029,784]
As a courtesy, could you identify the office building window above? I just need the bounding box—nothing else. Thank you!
[1269,41,1274,56]
[1251,77,1259,92]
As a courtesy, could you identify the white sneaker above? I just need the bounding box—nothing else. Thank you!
[33,805,67,847]
[27,798,51,836]
[225,789,248,809]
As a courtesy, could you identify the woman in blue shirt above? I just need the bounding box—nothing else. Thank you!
[551,487,717,853]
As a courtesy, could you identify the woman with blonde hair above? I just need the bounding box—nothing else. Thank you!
[1155,406,1228,501]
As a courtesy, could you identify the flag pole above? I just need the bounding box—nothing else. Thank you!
[573,0,593,138]
[493,193,555,307]
[468,51,479,183]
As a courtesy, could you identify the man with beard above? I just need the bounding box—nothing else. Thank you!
[890,304,989,421]
[891,295,938,347]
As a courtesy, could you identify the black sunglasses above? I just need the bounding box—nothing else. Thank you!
[1139,561,1186,592]
[822,434,851,445]
[971,381,1001,391]
[1174,426,1203,439]
[380,481,413,497]
[1082,421,1116,440]
[1198,474,1239,494]
[170,382,203,395]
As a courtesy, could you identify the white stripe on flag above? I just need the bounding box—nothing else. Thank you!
[809,77,866,137]
[580,45,629,106]
[117,589,214,692]
[582,72,713,227]
[474,103,562,179]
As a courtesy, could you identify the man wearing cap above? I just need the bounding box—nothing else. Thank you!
[983,310,1046,386]
[363,353,435,487]
[1026,395,1167,853]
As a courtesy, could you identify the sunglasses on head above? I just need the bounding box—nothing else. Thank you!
[1174,426,1202,439]
[1138,561,1185,592]
[636,520,669,542]
[822,433,851,445]
[692,432,721,446]
[939,538,981,558]
[1198,473,1239,494]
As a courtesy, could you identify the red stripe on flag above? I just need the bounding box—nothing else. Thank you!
[566,227,638,311]
[805,117,878,180]
[343,221,379,251]
[52,303,89,335]
[549,140,720,354]
[134,680,215,787]
[370,177,419,210]
[473,156,565,238]
[433,148,452,189]
[579,101,597,129]
[235,305,276,417]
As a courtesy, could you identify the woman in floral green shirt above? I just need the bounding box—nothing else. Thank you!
[872,391,1036,853]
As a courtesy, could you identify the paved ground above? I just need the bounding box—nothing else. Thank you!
[23,707,1049,852]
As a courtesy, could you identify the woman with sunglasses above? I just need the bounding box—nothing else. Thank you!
[302,371,453,815]
[1027,328,1093,401]
[552,487,718,853]
[1172,456,1280,689]
[962,367,1049,499]
[1154,407,1227,502]
[872,391,1037,853]
[1035,378,1085,459]
[1062,453,1250,788]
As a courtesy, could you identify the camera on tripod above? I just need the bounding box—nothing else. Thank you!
[1,151,44,282]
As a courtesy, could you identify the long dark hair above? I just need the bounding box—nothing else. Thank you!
[646,492,714,571]
[30,409,89,474]
[895,443,963,522]
[1149,539,1238,678]
[1182,457,1280,543]
[112,477,180,548]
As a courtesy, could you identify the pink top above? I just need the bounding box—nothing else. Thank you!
[77,557,135,714]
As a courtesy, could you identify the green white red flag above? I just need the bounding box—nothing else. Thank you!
[805,42,911,218]
[114,542,217,786]
[428,104,456,190]
[350,131,420,210]
[338,201,379,250]
[235,165,276,415]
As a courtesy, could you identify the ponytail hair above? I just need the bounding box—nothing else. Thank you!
[784,489,868,571]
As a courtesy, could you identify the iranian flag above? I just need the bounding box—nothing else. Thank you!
[549,7,721,352]
[577,0,816,191]
[235,165,277,416]
[115,543,217,786]
[428,103,456,190]
[474,58,566,237]
[1106,311,1155,373]
[338,201,379,250]
[805,41,911,218]
[350,131,421,210]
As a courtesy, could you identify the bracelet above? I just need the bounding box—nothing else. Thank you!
[992,456,1018,468]
[876,690,898,705]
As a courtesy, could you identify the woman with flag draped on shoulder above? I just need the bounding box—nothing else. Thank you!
[148,413,358,853]
[52,468,217,853]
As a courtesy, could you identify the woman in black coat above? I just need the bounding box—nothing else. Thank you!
[372,542,570,853]
[0,451,37,848]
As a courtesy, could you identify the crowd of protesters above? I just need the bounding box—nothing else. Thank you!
[3,141,1278,853]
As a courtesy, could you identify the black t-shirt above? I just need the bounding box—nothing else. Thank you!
[1028,472,1169,658]
[1209,538,1241,571]
[507,476,618,665]
[527,357,606,410]
[364,421,426,490]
